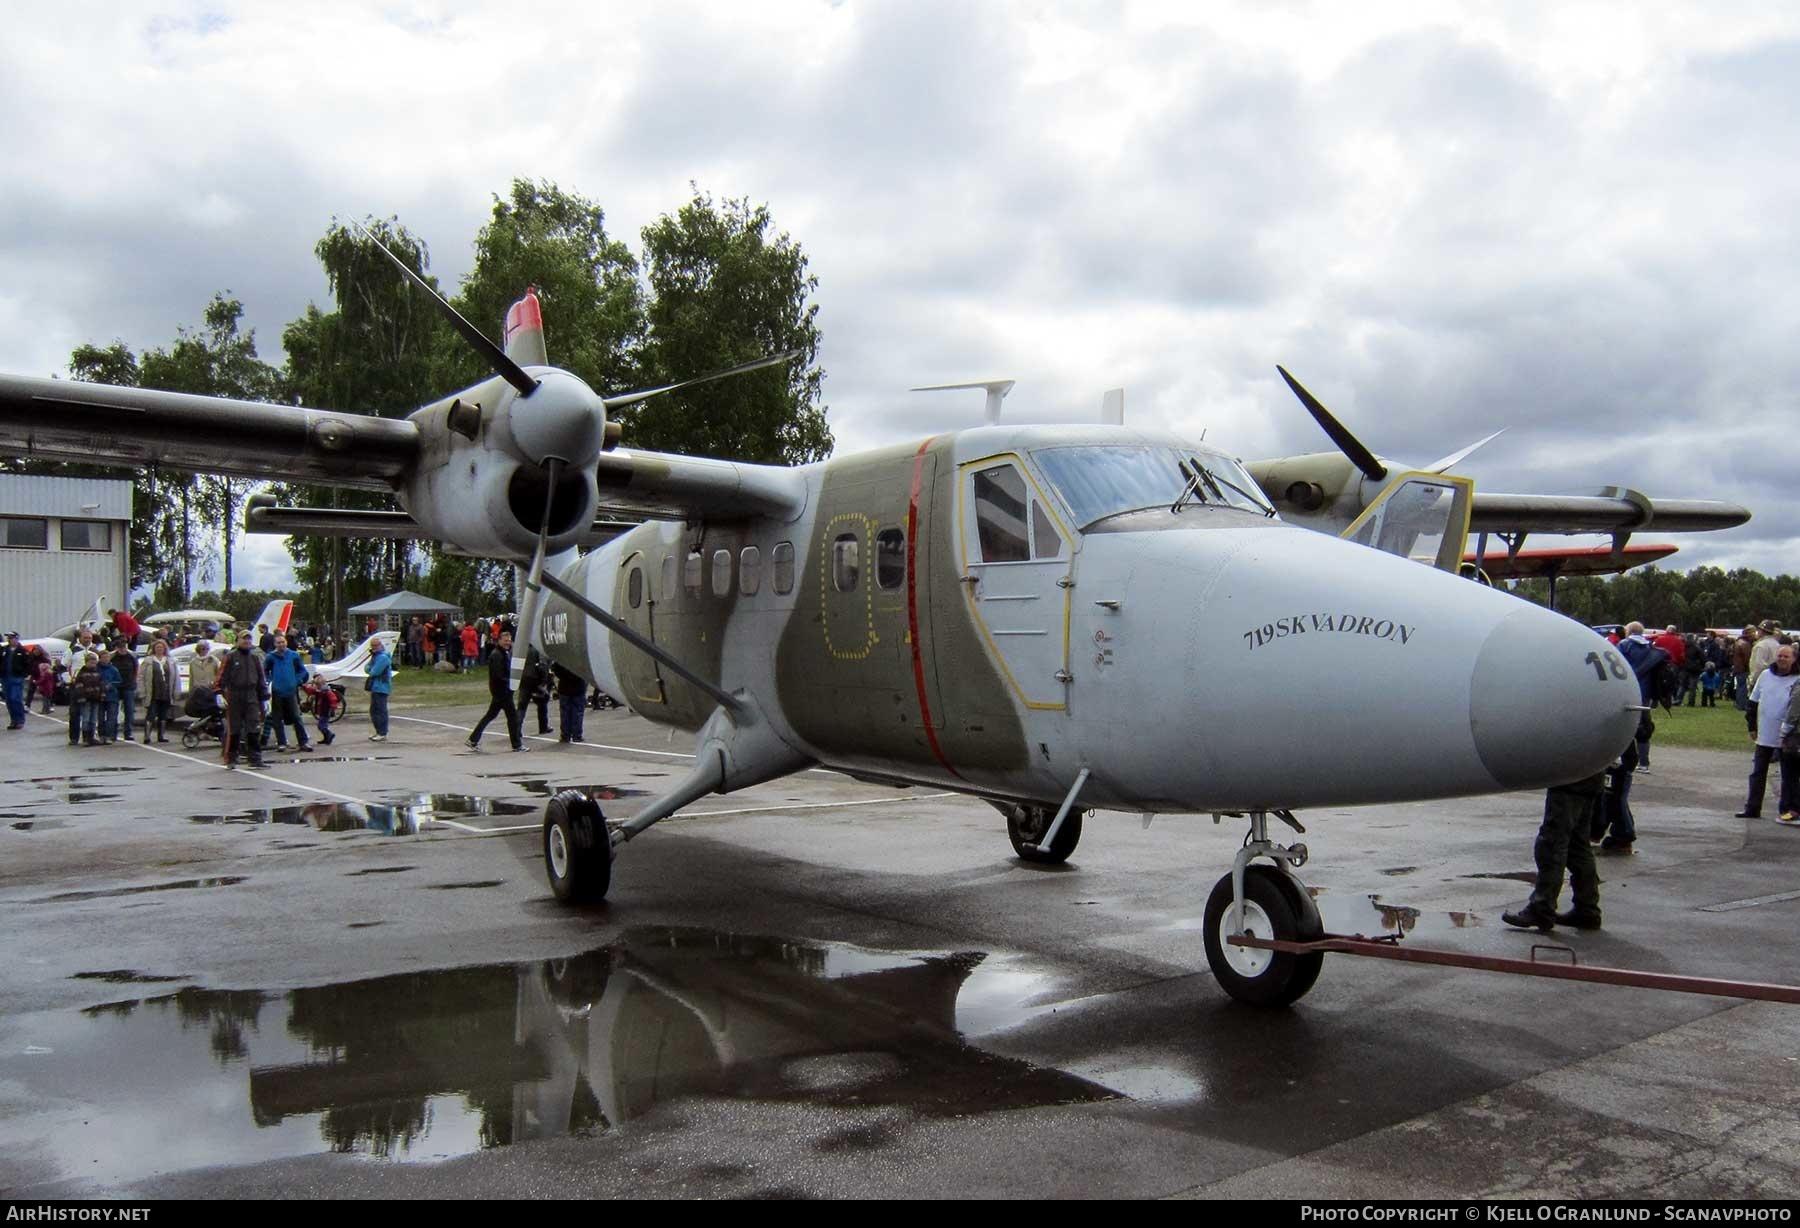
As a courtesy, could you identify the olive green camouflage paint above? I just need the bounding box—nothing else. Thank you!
[774,437,1026,772]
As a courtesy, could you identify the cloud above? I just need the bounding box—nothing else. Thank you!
[3,0,1794,589]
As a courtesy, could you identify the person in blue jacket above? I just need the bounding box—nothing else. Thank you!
[366,637,393,742]
[96,649,124,744]
[262,633,314,752]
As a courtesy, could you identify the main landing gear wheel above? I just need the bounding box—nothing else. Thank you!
[544,789,612,904]
[1006,803,1082,864]
[1202,865,1325,1007]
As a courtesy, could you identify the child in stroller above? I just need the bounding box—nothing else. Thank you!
[181,687,224,750]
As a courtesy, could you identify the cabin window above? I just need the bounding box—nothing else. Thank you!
[61,520,110,552]
[1031,502,1063,559]
[659,555,675,603]
[740,545,762,596]
[711,548,732,597]
[876,528,906,589]
[772,541,795,594]
[1,517,48,550]
[973,465,1030,562]
[832,533,860,592]
[627,566,643,609]
[683,550,703,595]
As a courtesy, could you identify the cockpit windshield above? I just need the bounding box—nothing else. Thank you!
[1033,445,1273,527]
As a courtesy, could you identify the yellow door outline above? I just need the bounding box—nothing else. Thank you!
[955,453,1074,711]
[1340,471,1475,573]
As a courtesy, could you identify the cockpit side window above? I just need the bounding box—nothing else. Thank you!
[1031,501,1063,560]
[973,465,1030,562]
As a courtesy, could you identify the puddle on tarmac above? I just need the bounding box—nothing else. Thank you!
[28,876,248,905]
[11,820,69,831]
[1461,871,1538,884]
[185,795,537,837]
[72,971,190,985]
[0,928,1101,1186]
[478,776,648,802]
[1312,890,1486,937]
[426,880,506,890]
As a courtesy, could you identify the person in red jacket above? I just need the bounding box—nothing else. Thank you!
[108,608,141,649]
[460,622,480,672]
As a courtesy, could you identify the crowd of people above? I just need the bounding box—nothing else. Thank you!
[386,613,518,672]
[0,605,620,765]
[1504,617,1800,935]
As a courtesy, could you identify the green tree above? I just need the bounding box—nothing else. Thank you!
[634,188,831,464]
[443,177,646,394]
[277,218,446,626]
[138,294,280,595]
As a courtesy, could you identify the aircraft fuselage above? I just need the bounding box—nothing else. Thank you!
[539,425,1641,817]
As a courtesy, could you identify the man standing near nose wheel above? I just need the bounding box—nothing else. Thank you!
[467,631,524,753]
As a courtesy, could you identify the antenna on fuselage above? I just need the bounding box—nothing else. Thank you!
[912,379,1015,424]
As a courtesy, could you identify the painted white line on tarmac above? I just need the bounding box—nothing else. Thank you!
[394,713,699,760]
[466,791,959,836]
[29,710,372,806]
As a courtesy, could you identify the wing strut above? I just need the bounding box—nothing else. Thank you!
[536,569,742,714]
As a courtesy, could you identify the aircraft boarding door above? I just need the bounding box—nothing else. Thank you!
[614,549,667,707]
[959,457,1073,710]
[1340,472,1475,572]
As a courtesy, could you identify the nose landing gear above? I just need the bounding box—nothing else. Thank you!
[1203,809,1323,1006]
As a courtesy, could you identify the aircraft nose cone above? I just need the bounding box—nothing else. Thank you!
[1469,607,1641,790]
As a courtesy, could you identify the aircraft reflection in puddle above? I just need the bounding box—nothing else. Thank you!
[3,929,1101,1186]
[185,794,537,836]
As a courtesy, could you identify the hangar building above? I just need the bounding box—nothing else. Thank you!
[0,474,133,635]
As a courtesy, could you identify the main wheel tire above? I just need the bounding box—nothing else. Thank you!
[544,789,612,904]
[1202,865,1325,1007]
[1007,804,1082,863]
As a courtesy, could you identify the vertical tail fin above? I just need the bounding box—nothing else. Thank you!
[249,599,293,636]
[503,288,548,368]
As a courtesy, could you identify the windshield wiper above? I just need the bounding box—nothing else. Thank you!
[1171,460,1210,513]
[1194,459,1277,517]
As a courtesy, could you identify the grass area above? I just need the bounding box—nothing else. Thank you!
[1645,698,1755,752]
[364,666,493,712]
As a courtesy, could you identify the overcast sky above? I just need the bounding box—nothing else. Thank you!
[3,1,1794,592]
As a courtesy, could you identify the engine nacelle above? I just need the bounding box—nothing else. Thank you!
[402,379,599,561]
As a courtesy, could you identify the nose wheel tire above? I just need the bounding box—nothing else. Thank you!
[1006,803,1082,864]
[1202,865,1325,1007]
[544,789,612,904]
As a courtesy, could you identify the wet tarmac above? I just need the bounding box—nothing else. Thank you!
[2,705,1798,1198]
[0,928,1102,1188]
[182,795,537,836]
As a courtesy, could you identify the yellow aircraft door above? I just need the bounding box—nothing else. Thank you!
[958,456,1074,710]
[1340,472,1475,572]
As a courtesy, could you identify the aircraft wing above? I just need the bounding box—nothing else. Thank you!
[1468,542,1679,581]
[0,374,417,491]
[1468,491,1749,535]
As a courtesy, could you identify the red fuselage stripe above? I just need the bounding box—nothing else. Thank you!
[907,437,960,779]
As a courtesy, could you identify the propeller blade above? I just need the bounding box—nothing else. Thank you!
[1423,429,1506,475]
[1276,366,1387,482]
[515,458,563,660]
[602,350,800,411]
[350,219,539,397]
